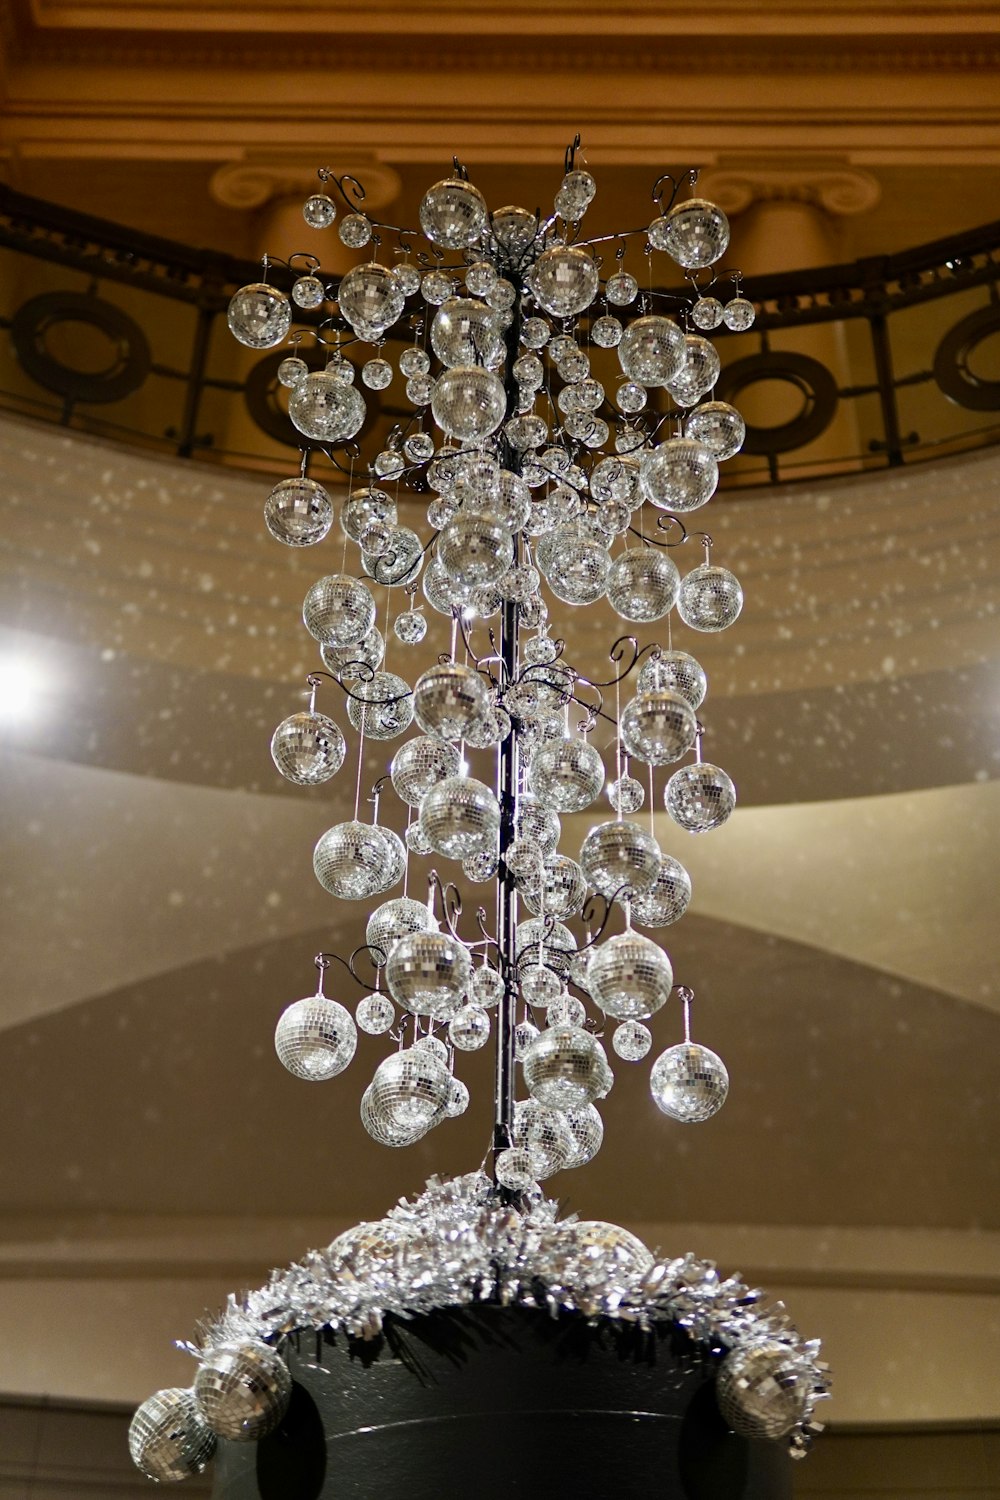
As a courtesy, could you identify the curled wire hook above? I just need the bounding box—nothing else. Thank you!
[564,132,583,174]
[427,869,463,940]
[318,170,368,211]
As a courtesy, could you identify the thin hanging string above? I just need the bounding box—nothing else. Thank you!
[648,761,655,838]
[614,672,623,822]
[353,712,366,822]
[683,991,692,1043]
[403,807,413,897]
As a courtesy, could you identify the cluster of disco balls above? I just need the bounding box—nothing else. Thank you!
[240,158,748,1187]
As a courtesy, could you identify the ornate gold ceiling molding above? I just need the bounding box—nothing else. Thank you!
[210,154,401,212]
[698,162,882,216]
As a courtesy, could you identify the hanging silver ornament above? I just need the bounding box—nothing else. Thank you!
[274,995,357,1081]
[194,1340,291,1442]
[631,854,692,928]
[650,1042,729,1122]
[522,1025,614,1111]
[587,931,673,1021]
[128,1388,216,1483]
[716,1341,811,1440]
[270,711,346,785]
[579,819,661,900]
[385,929,472,1018]
[665,762,737,832]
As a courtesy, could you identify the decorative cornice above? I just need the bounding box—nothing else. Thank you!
[210,155,401,212]
[699,164,882,217]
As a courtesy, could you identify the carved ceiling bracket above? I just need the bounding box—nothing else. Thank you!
[698,163,882,218]
[210,154,402,214]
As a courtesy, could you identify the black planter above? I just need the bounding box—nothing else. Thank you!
[212,1304,792,1500]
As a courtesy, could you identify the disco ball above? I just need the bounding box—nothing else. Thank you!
[385,929,472,1018]
[665,762,737,832]
[470,964,505,1008]
[631,854,692,928]
[617,315,685,386]
[538,522,611,605]
[677,564,744,632]
[264,476,333,547]
[302,573,376,647]
[227,283,291,349]
[346,671,414,740]
[685,400,746,460]
[355,993,396,1035]
[556,1220,655,1281]
[520,962,564,1007]
[716,1341,811,1440]
[448,1003,491,1051]
[321,626,384,682]
[639,437,718,512]
[445,1076,470,1117]
[313,820,396,901]
[613,1020,652,1061]
[528,737,605,811]
[650,1042,729,1122]
[519,854,588,919]
[667,334,722,408]
[637,649,707,710]
[495,1146,537,1191]
[555,168,597,222]
[270,711,346,785]
[431,366,506,441]
[128,1388,216,1483]
[607,774,644,814]
[394,608,428,644]
[522,1025,614,1110]
[620,690,697,765]
[586,931,673,1020]
[288,372,366,443]
[530,244,600,318]
[724,295,756,331]
[513,1098,574,1179]
[194,1340,291,1442]
[341,486,396,541]
[515,917,577,977]
[412,661,490,740]
[431,296,503,367]
[420,774,500,859]
[337,261,405,338]
[390,734,461,806]
[365,1047,452,1140]
[366,896,437,965]
[514,1019,540,1059]
[361,1082,425,1147]
[274,995,357,1080]
[606,548,680,621]
[438,513,514,587]
[650,197,730,268]
[590,454,641,507]
[420,177,489,248]
[561,1103,604,1168]
[579,819,661,900]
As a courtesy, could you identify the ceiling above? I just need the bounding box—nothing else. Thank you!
[0,0,999,1436]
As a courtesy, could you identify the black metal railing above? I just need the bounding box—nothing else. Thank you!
[1,182,999,488]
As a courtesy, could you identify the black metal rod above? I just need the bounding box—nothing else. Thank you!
[869,312,905,466]
[177,303,215,458]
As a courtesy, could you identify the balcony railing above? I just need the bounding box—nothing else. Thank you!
[1,182,999,489]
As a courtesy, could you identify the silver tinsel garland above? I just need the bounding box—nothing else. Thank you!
[180,1172,830,1458]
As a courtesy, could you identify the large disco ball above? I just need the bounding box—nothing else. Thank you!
[367,896,437,965]
[530,244,600,317]
[538,522,611,605]
[522,1025,614,1111]
[677,564,744,632]
[716,1341,811,1440]
[337,261,406,338]
[620,690,697,765]
[412,661,490,740]
[639,437,718,512]
[637,650,707,710]
[431,297,503,367]
[270,710,346,785]
[650,197,730,268]
[128,1388,216,1482]
[346,671,414,740]
[685,400,746,460]
[385,929,472,1018]
[302,573,376,647]
[528,737,605,812]
[617,315,685,386]
[274,995,357,1080]
[227,283,291,349]
[420,178,489,249]
[288,371,366,443]
[518,853,587,919]
[390,734,461,806]
[264,476,333,547]
[194,1340,291,1442]
[313,820,395,901]
[650,1042,729,1122]
[665,761,737,832]
[431,367,506,441]
[366,1046,452,1142]
[579,819,661,901]
[631,854,692,928]
[586,931,673,1020]
[420,774,500,859]
[438,513,514,587]
[606,548,679,621]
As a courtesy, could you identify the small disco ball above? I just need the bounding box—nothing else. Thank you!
[363,524,424,588]
[448,1003,491,1051]
[538,523,611,605]
[620,689,697,766]
[490,204,539,256]
[339,212,372,248]
[288,372,366,444]
[394,609,427,644]
[617,315,685,386]
[667,334,722,408]
[322,626,385,683]
[227,283,291,349]
[613,1020,653,1062]
[274,995,357,1081]
[606,548,680,622]
[562,1103,604,1168]
[128,1387,216,1482]
[650,1042,729,1122]
[194,1340,291,1442]
[691,295,724,330]
[515,916,577,977]
[666,761,737,832]
[412,661,490,741]
[445,1076,470,1117]
[590,454,641,508]
[346,671,414,741]
[555,167,597,222]
[337,262,405,338]
[366,896,437,966]
[639,437,719,513]
[303,191,336,228]
[522,1025,614,1111]
[464,705,512,749]
[579,819,661,901]
[292,273,325,310]
[361,1083,424,1147]
[651,197,730,269]
[724,295,756,332]
[385,929,472,1018]
[342,485,396,541]
[277,355,308,388]
[677,563,744,632]
[314,820,395,901]
[390,734,460,807]
[528,737,605,812]
[462,848,499,882]
[356,993,395,1035]
[303,573,376,647]
[591,314,623,348]
[467,966,503,1010]
[400,346,430,376]
[405,820,435,856]
[413,1033,449,1063]
[631,854,692,928]
[420,774,500,859]
[495,1145,538,1192]
[366,1046,452,1140]
[607,774,644,814]
[587,931,673,1020]
[264,476,334,547]
[685,399,746,461]
[637,649,707,710]
[362,357,393,389]
[466,260,497,296]
[606,270,638,306]
[520,963,563,1007]
[420,177,489,248]
[270,711,346,786]
[514,1019,541,1059]
[557,1221,655,1285]
[431,296,503,368]
[519,854,588,920]
[439,513,514,588]
[530,244,599,318]
[513,1098,574,1179]
[716,1341,811,1440]
[431,367,506,441]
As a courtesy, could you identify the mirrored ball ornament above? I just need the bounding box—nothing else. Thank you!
[420,774,500,859]
[607,549,680,622]
[613,1020,653,1061]
[274,995,357,1080]
[227,283,291,349]
[685,400,746,461]
[528,737,605,812]
[637,650,707,710]
[607,774,644,814]
[394,608,428,644]
[513,1098,574,1179]
[366,1046,452,1138]
[303,573,376,647]
[561,1103,604,1168]
[495,1146,537,1192]
[270,711,346,785]
[321,626,384,682]
[337,261,405,338]
[650,197,730,269]
[356,993,396,1035]
[345,671,414,741]
[431,296,503,368]
[438,513,514,588]
[630,854,692,928]
[470,964,504,1008]
[385,929,472,1018]
[288,372,366,443]
[677,564,744,632]
[617,315,685,386]
[420,177,489,249]
[587,931,673,1020]
[640,437,719,513]
[448,1003,491,1051]
[665,761,737,832]
[390,734,461,807]
[579,819,661,901]
[412,661,490,741]
[554,168,597,223]
[339,213,373,248]
[519,853,588,920]
[367,896,437,965]
[303,192,336,229]
[556,1221,655,1283]
[445,1076,471,1118]
[522,1025,614,1111]
[362,357,393,390]
[724,295,756,332]
[715,1341,811,1440]
[620,690,697,766]
[313,820,396,901]
[431,366,507,441]
[650,1042,729,1122]
[691,295,724,330]
[264,476,334,546]
[530,244,600,318]
[194,1340,292,1442]
[128,1388,216,1483]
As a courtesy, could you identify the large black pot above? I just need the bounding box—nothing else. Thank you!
[212,1304,791,1499]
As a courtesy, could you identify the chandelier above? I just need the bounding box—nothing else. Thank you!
[128,142,830,1488]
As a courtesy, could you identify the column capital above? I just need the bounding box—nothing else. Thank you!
[698,162,881,218]
[210,154,401,214]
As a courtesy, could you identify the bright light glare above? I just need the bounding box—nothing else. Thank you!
[0,657,40,722]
